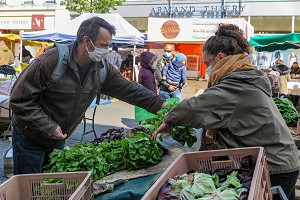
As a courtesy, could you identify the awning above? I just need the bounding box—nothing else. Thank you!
[250,33,300,52]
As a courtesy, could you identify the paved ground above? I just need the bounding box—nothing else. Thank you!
[0,79,206,184]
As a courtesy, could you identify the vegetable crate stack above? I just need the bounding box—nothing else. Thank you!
[142,147,272,200]
[0,171,93,200]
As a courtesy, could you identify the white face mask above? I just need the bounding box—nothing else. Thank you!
[86,39,109,62]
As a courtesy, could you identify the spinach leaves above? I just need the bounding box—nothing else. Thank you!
[44,133,163,181]
[274,98,299,126]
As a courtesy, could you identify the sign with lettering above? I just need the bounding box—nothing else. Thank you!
[147,17,254,42]
[0,17,31,29]
[149,4,246,18]
[31,15,44,30]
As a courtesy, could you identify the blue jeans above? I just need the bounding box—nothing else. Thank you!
[159,87,181,100]
[12,128,65,175]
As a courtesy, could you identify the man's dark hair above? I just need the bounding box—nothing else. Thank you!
[293,62,298,65]
[203,24,250,56]
[76,17,116,43]
[112,46,118,52]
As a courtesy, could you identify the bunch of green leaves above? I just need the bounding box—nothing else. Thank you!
[274,97,299,126]
[97,139,128,172]
[44,143,110,181]
[142,102,197,147]
[125,132,163,170]
[45,133,163,181]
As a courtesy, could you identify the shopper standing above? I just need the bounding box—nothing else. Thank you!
[138,51,158,94]
[11,16,166,175]
[106,46,122,71]
[153,24,299,200]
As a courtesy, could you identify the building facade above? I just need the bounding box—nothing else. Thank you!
[0,0,69,34]
[111,0,300,34]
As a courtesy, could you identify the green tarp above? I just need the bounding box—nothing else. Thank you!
[250,33,300,52]
[95,172,162,200]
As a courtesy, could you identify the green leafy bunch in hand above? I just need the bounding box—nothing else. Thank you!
[143,102,197,147]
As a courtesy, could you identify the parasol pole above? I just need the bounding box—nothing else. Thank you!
[132,35,137,81]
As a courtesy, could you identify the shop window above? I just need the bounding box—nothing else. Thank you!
[250,16,292,34]
[0,0,6,4]
[295,17,300,33]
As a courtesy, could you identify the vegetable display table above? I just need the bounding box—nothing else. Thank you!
[81,99,111,142]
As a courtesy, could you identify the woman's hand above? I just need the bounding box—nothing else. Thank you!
[152,122,173,140]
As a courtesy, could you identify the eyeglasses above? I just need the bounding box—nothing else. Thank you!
[164,50,172,53]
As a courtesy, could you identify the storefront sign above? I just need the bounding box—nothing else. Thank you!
[31,15,45,30]
[0,17,31,29]
[150,4,246,18]
[0,15,45,30]
[148,17,254,42]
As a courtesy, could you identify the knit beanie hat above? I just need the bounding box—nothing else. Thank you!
[175,53,187,61]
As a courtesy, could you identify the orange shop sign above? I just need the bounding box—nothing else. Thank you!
[160,20,180,39]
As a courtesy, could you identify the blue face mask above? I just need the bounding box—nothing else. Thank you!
[206,65,213,76]
[205,55,219,77]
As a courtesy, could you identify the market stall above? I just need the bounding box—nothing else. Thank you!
[21,13,146,80]
[147,17,254,78]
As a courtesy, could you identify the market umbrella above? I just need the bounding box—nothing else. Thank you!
[250,33,300,52]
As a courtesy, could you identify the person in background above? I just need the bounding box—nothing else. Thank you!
[106,46,122,71]
[122,54,133,69]
[290,62,300,79]
[0,40,14,66]
[275,59,291,98]
[10,16,166,176]
[21,45,33,64]
[160,53,187,100]
[153,24,299,200]
[154,44,175,90]
[289,62,300,107]
[138,52,158,94]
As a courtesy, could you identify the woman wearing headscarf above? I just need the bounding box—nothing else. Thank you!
[138,52,158,94]
[153,24,299,200]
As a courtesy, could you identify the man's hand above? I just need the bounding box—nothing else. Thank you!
[152,122,172,140]
[51,126,67,140]
[168,85,176,92]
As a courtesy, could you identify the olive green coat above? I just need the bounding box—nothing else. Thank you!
[165,70,299,174]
